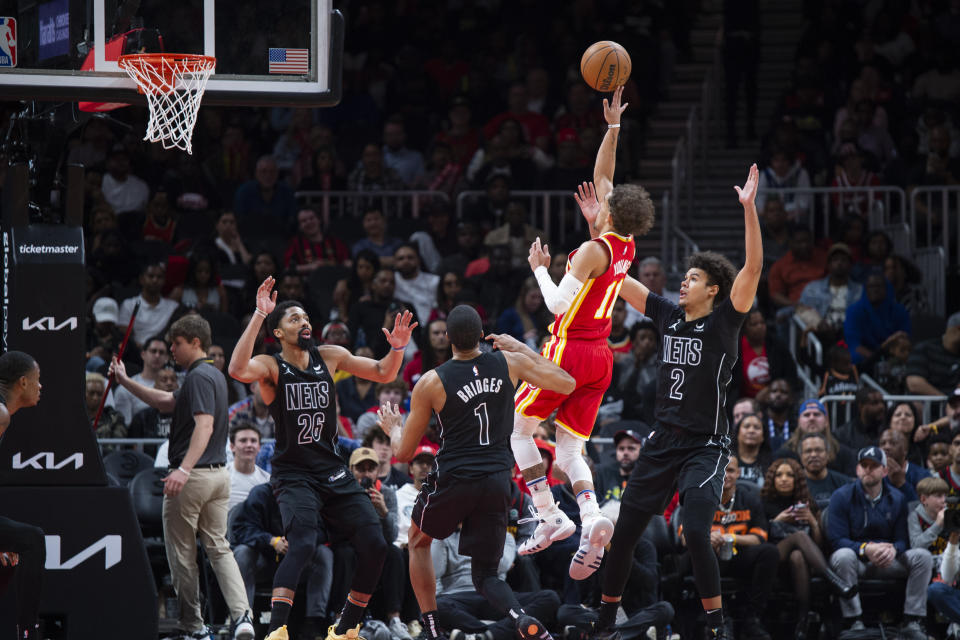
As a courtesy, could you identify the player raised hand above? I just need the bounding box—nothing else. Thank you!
[734,163,759,208]
[485,332,527,353]
[382,309,418,350]
[574,181,601,227]
[528,237,551,272]
[256,276,278,315]
[602,85,628,125]
[377,401,403,434]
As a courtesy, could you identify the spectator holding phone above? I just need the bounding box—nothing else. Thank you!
[928,519,960,638]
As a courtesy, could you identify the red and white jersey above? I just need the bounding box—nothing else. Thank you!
[549,231,635,342]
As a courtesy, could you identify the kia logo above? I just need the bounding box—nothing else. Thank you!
[12,452,84,470]
[22,316,77,331]
[45,535,122,570]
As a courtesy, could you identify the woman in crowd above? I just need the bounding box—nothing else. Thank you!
[169,252,229,313]
[496,276,552,348]
[402,318,452,387]
[428,271,463,322]
[887,401,925,467]
[884,253,929,314]
[735,413,774,487]
[760,458,856,638]
[331,249,380,322]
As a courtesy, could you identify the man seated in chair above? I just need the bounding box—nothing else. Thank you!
[228,422,270,510]
[827,446,933,639]
[230,483,333,637]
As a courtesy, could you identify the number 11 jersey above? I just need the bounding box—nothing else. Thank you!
[644,293,747,437]
[267,348,341,476]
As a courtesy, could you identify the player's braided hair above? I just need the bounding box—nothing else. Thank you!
[608,184,655,237]
[686,251,737,303]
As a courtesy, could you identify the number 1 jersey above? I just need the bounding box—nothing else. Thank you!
[433,351,515,479]
[267,348,341,475]
[644,293,747,437]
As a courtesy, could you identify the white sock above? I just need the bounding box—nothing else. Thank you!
[577,489,600,518]
[527,476,553,511]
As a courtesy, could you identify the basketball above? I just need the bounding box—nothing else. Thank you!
[580,41,632,92]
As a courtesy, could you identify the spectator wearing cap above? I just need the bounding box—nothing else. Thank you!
[843,271,911,366]
[382,115,425,187]
[830,143,881,220]
[101,144,150,216]
[408,203,457,274]
[320,320,353,382]
[87,296,141,373]
[483,200,545,271]
[594,429,644,506]
[796,243,863,339]
[776,399,858,476]
[768,226,827,312]
[393,243,440,324]
[906,312,960,396]
[346,446,411,638]
[395,445,436,548]
[827,446,933,638]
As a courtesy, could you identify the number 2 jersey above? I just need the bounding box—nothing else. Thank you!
[548,231,635,343]
[267,348,341,476]
[644,292,747,437]
[433,351,515,479]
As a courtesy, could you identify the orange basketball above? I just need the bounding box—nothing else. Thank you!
[580,41,632,92]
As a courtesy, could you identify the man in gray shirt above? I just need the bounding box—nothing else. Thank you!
[111,315,254,640]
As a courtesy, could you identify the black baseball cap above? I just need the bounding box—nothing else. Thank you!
[614,429,643,445]
[857,446,887,467]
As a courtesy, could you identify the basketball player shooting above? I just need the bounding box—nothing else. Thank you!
[575,163,762,639]
[378,305,574,640]
[512,86,655,579]
[228,277,417,640]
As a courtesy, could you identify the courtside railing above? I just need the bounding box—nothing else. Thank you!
[820,394,947,428]
[910,185,960,261]
[295,190,450,226]
[914,246,947,317]
[454,190,584,245]
[759,186,907,240]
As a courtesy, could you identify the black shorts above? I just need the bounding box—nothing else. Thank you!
[621,425,731,514]
[411,469,511,563]
[272,467,380,543]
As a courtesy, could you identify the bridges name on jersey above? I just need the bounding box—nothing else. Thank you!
[455,377,504,403]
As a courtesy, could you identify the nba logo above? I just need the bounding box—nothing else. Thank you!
[0,18,16,68]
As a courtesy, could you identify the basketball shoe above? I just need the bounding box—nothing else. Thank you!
[569,513,614,580]
[517,503,576,555]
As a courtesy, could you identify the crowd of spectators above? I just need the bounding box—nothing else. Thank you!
[15,0,952,637]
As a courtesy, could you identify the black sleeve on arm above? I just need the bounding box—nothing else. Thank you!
[644,292,677,332]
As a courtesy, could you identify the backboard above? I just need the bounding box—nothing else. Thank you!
[0,0,342,107]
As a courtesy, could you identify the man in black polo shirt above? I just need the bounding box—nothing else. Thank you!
[112,315,254,640]
[906,311,960,396]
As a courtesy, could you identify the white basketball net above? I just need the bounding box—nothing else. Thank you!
[118,54,216,155]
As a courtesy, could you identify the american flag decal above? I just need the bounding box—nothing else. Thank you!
[268,48,309,74]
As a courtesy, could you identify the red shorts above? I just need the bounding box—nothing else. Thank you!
[514,337,613,440]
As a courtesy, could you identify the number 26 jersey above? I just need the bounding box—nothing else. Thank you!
[267,348,341,476]
[644,293,747,437]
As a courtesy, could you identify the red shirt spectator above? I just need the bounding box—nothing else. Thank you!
[769,227,827,307]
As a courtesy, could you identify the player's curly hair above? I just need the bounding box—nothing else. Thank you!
[686,251,737,303]
[608,184,655,237]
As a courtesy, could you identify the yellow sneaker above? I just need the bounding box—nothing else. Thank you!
[325,624,364,640]
[264,626,289,640]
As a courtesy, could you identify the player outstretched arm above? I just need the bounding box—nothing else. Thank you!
[528,236,608,316]
[728,163,763,313]
[485,333,576,394]
[228,277,279,384]
[380,371,439,462]
[593,86,627,212]
[326,310,417,382]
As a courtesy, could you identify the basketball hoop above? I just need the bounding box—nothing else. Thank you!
[118,53,216,154]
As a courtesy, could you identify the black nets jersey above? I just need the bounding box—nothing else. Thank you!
[644,292,747,437]
[433,351,515,479]
[267,349,341,476]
